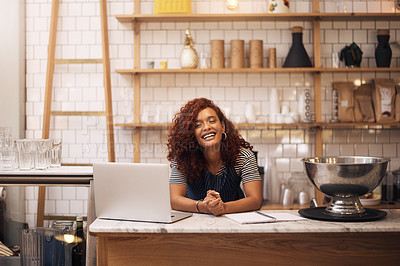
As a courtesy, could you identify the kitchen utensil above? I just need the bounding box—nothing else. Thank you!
[300,156,390,221]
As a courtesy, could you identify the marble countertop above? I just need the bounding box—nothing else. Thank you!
[0,166,93,176]
[89,209,400,234]
[0,166,93,185]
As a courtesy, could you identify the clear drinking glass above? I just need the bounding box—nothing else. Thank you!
[0,127,14,170]
[332,52,339,68]
[52,220,74,266]
[336,0,347,13]
[20,227,73,266]
[16,139,35,171]
[51,139,62,168]
[35,139,51,170]
[0,137,15,171]
[200,52,210,69]
[0,127,12,138]
[20,228,45,266]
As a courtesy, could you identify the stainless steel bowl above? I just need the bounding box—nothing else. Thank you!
[302,156,390,217]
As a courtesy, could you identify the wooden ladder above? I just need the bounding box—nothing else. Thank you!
[37,0,115,227]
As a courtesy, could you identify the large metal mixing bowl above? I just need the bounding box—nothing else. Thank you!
[302,156,390,217]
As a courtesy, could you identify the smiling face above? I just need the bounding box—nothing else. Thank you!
[194,107,225,151]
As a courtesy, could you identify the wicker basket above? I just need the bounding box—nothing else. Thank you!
[154,0,191,14]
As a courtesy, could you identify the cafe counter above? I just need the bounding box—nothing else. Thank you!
[89,209,400,265]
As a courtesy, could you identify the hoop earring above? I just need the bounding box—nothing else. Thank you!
[222,132,227,142]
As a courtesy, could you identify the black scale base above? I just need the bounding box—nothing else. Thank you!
[298,207,387,222]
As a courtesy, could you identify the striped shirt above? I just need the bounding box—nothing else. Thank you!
[169,148,261,202]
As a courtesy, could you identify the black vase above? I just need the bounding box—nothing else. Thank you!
[283,26,312,68]
[375,29,392,67]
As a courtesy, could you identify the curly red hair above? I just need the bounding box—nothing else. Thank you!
[167,98,252,183]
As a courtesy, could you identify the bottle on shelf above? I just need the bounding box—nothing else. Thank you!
[375,29,392,67]
[283,26,312,68]
[72,216,86,266]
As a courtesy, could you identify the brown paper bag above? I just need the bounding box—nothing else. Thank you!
[372,79,396,122]
[333,81,355,122]
[354,83,375,122]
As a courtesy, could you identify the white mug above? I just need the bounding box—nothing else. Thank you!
[282,188,294,205]
[299,191,310,205]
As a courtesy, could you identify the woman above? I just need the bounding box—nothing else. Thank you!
[167,98,262,216]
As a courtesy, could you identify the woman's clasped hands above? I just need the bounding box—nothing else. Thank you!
[202,190,225,216]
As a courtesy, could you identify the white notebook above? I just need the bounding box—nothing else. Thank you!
[225,211,306,224]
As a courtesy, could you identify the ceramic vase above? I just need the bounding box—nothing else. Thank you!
[268,0,290,13]
[375,29,392,68]
[180,29,198,69]
[283,26,312,68]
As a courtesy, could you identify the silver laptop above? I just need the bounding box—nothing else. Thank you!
[93,162,192,223]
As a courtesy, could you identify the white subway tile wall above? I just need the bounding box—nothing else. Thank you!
[24,0,400,226]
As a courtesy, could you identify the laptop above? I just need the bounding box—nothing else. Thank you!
[93,162,192,223]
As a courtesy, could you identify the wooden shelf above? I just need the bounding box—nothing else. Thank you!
[320,67,400,72]
[115,123,171,129]
[115,13,320,23]
[115,122,319,129]
[319,12,400,21]
[115,12,400,23]
[320,122,400,129]
[235,123,319,129]
[116,68,316,74]
[116,67,400,74]
[116,122,400,129]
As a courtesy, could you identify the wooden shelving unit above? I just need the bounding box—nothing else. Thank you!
[115,1,400,206]
[115,67,400,74]
[115,12,400,23]
[321,122,400,129]
[115,122,320,129]
[115,67,317,74]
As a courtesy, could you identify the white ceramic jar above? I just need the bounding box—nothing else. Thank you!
[268,0,290,13]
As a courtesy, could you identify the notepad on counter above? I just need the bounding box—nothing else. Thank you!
[225,211,306,225]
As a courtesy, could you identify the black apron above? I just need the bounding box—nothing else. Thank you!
[185,164,245,202]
